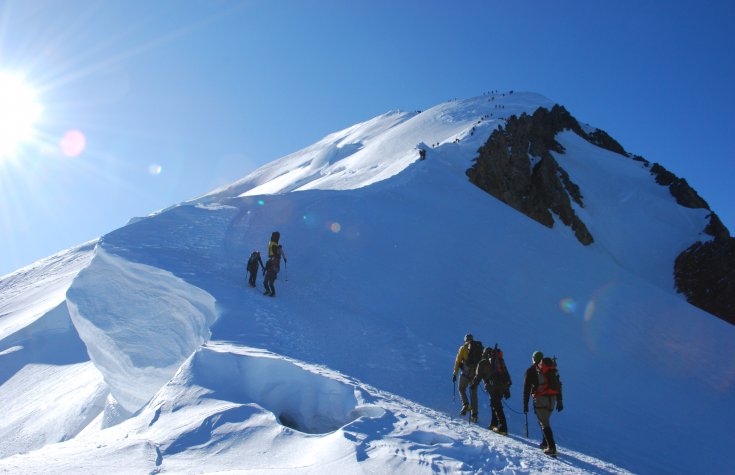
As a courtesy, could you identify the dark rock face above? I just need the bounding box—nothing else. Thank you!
[466,105,593,245]
[675,239,735,325]
[649,163,710,210]
[466,103,735,325]
[586,128,628,156]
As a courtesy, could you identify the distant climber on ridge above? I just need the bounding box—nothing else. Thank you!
[246,251,264,288]
[263,245,280,297]
[452,333,483,423]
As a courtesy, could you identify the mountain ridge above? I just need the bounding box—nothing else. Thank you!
[1,91,733,474]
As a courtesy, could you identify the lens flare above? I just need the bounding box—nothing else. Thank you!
[559,298,577,314]
[330,222,341,233]
[60,129,86,157]
[148,164,162,175]
[257,199,265,206]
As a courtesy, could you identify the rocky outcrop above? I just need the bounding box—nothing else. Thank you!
[650,163,710,210]
[466,105,593,245]
[466,103,735,325]
[675,238,735,325]
[648,163,734,325]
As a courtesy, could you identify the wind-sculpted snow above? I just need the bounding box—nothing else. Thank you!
[0,343,631,474]
[66,247,217,413]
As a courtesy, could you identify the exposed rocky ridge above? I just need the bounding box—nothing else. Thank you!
[675,239,735,325]
[466,105,594,245]
[646,163,734,325]
[466,104,734,325]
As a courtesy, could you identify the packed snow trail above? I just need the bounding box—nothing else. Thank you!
[0,343,631,474]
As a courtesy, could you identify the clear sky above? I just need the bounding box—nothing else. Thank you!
[1,0,733,276]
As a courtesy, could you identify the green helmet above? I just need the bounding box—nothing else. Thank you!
[532,351,544,364]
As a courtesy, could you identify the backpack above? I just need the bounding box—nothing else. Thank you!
[489,348,511,390]
[269,232,281,257]
[465,340,484,368]
[536,357,561,396]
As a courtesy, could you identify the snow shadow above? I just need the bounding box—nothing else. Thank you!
[186,346,376,434]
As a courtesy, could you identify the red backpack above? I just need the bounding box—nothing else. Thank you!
[535,357,561,397]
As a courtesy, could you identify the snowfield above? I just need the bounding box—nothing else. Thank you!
[0,92,732,474]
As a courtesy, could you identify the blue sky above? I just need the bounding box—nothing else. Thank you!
[1,0,733,275]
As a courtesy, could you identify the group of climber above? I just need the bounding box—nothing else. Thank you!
[246,231,287,297]
[452,334,563,457]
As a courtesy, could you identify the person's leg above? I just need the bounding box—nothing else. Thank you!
[492,391,507,432]
[469,383,479,421]
[489,393,498,429]
[458,375,470,414]
[534,396,556,453]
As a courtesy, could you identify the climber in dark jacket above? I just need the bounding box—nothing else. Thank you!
[246,251,264,287]
[523,351,563,456]
[473,346,512,434]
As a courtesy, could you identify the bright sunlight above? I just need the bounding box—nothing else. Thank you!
[0,72,42,159]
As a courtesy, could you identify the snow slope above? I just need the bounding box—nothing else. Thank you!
[0,92,732,474]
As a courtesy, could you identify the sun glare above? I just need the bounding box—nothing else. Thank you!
[0,72,42,159]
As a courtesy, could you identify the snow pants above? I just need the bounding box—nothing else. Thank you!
[263,270,278,296]
[459,373,478,417]
[247,268,258,287]
[489,390,507,430]
[533,395,556,430]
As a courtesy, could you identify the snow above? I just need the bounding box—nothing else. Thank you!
[0,92,733,474]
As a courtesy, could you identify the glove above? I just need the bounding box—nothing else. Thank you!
[452,374,457,383]
[557,400,564,412]
[504,389,511,400]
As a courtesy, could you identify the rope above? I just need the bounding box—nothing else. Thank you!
[502,398,526,415]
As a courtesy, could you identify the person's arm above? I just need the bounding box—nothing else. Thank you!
[522,366,533,412]
[453,346,467,378]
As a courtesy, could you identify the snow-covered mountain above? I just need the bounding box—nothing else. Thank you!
[1,92,733,474]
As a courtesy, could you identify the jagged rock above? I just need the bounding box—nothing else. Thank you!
[704,213,730,241]
[675,238,735,325]
[586,129,628,156]
[649,162,709,209]
[467,105,593,245]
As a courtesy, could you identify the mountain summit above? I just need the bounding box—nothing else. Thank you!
[1,91,733,474]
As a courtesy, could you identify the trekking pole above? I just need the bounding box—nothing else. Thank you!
[525,413,528,438]
[453,380,456,402]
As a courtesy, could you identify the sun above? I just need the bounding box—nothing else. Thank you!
[0,72,43,159]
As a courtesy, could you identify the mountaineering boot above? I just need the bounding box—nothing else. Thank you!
[492,426,508,436]
[470,414,478,423]
[488,424,497,431]
[542,427,557,456]
[539,436,548,450]
[460,405,470,416]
